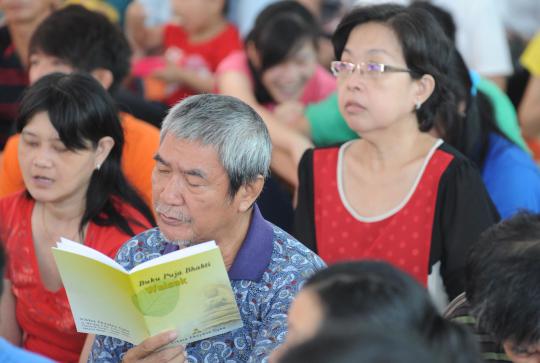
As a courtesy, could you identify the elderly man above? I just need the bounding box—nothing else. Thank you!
[89,94,325,363]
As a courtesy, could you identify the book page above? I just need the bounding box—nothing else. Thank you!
[52,248,148,344]
[130,240,217,273]
[57,238,127,273]
[128,246,243,345]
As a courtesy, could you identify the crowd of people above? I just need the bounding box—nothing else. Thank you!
[0,1,539,363]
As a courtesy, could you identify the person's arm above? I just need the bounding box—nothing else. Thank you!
[431,153,499,301]
[518,76,540,138]
[152,64,215,94]
[217,71,313,186]
[293,149,317,252]
[78,334,94,363]
[125,1,165,56]
[0,279,23,345]
[89,331,185,363]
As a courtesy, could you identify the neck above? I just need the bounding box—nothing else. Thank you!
[350,116,437,172]
[38,197,86,228]
[188,18,227,43]
[8,14,50,68]
[216,209,253,271]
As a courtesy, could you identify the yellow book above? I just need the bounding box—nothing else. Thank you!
[52,239,243,345]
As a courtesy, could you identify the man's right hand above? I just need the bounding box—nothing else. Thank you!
[122,330,186,363]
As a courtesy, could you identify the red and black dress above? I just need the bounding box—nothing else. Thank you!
[294,140,499,304]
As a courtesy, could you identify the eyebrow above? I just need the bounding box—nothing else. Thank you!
[343,48,396,58]
[153,153,208,180]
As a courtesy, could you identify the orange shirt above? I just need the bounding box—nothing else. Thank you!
[0,113,158,206]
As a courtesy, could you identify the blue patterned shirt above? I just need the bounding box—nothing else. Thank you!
[89,205,325,362]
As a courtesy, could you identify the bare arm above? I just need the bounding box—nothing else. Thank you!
[0,279,23,345]
[152,65,215,94]
[78,334,94,363]
[519,76,540,138]
[125,1,164,55]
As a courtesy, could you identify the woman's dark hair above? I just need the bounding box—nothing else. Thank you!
[467,212,540,347]
[304,261,481,363]
[245,1,319,104]
[17,72,155,235]
[332,4,455,131]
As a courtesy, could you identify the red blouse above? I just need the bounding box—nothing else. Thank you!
[0,191,151,363]
[313,142,452,285]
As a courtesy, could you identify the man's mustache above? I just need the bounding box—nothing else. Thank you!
[154,202,192,223]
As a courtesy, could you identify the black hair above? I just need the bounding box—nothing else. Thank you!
[245,1,320,104]
[304,261,481,363]
[279,324,440,363]
[332,4,456,131]
[17,73,155,235]
[29,5,132,92]
[467,212,540,347]
[409,1,456,43]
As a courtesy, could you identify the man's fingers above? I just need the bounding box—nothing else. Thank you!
[126,330,179,361]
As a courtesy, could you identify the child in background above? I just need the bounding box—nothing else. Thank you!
[131,0,242,106]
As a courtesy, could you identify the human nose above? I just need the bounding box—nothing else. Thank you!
[158,174,186,206]
[32,148,54,169]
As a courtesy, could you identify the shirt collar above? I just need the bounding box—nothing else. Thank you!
[161,204,274,282]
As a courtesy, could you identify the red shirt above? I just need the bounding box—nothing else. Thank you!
[0,192,151,363]
[162,22,242,105]
[313,142,452,285]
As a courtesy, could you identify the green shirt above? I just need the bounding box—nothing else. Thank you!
[305,80,529,153]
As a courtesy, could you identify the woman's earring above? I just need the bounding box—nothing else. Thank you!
[95,164,101,171]
[415,102,421,110]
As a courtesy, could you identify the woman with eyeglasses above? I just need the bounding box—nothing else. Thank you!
[294,4,499,308]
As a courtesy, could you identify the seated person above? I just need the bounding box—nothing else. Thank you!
[278,325,445,363]
[130,0,242,106]
[445,212,540,363]
[519,32,540,158]
[88,94,325,362]
[0,73,155,363]
[270,260,482,363]
[0,5,160,206]
[0,245,53,362]
[0,0,57,150]
[294,4,499,307]
[217,1,336,186]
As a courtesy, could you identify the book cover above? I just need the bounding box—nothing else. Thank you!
[52,239,243,345]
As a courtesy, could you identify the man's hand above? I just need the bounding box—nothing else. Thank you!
[122,330,186,363]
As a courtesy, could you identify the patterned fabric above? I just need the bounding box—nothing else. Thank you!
[89,209,325,362]
[444,293,511,362]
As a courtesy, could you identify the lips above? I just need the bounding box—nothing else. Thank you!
[158,212,189,226]
[344,100,366,113]
[31,175,54,187]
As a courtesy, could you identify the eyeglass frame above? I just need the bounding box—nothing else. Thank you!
[330,60,415,78]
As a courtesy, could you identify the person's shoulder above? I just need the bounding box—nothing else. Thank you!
[0,190,30,213]
[115,227,165,268]
[0,337,53,363]
[216,50,248,74]
[269,223,326,272]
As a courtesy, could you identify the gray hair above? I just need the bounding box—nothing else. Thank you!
[161,94,272,196]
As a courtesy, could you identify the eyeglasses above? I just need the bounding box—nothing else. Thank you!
[330,60,413,78]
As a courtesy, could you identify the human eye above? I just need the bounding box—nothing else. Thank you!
[53,143,68,153]
[22,136,39,148]
[365,62,384,75]
[331,61,353,76]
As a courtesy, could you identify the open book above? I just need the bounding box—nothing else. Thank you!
[52,238,243,345]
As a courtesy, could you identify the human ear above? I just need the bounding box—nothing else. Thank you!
[246,42,262,69]
[90,68,114,90]
[414,74,436,107]
[236,175,265,212]
[95,136,115,168]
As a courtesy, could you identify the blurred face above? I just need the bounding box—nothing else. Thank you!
[19,112,103,205]
[260,41,318,104]
[337,22,419,134]
[504,341,540,363]
[152,133,243,245]
[171,0,222,33]
[0,0,54,25]
[29,52,75,85]
[269,288,324,363]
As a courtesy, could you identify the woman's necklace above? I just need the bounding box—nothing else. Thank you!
[40,203,85,243]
